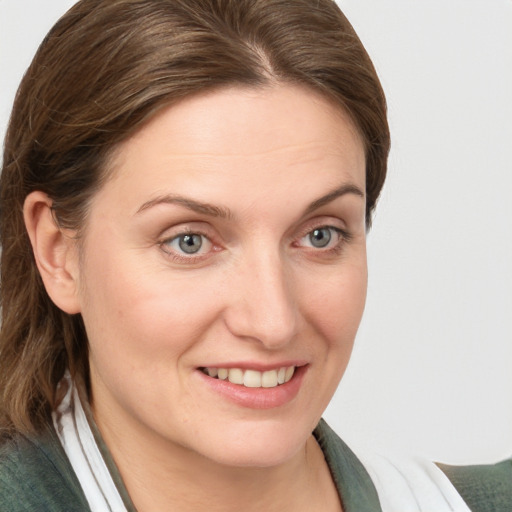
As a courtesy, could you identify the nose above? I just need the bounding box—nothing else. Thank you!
[223,249,298,350]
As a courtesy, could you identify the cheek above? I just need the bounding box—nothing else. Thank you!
[301,258,368,347]
[294,258,367,420]
[79,253,224,370]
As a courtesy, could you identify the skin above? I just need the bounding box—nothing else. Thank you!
[25,84,367,511]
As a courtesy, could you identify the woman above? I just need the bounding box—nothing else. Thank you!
[0,1,506,511]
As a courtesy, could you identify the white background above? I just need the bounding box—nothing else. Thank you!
[1,0,511,465]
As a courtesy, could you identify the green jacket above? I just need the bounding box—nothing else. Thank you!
[439,459,512,512]
[0,425,89,511]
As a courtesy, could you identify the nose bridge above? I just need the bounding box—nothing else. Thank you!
[225,245,298,348]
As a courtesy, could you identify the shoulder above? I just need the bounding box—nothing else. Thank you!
[438,459,512,512]
[0,424,90,511]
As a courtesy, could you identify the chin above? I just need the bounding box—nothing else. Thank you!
[193,417,315,469]
[207,442,303,469]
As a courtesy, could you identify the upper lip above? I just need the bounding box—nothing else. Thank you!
[198,361,308,372]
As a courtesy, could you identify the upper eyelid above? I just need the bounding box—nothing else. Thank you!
[158,222,215,240]
[156,211,350,240]
[293,215,348,238]
[158,221,348,242]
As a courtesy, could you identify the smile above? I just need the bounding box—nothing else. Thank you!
[200,366,296,388]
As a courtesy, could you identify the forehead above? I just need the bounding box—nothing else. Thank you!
[101,84,365,213]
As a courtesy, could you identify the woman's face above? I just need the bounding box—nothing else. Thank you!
[75,84,367,468]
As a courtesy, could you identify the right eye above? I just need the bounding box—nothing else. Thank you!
[161,232,213,258]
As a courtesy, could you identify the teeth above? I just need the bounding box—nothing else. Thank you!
[202,366,296,388]
[285,366,295,382]
[261,370,278,388]
[244,370,262,388]
[228,368,243,385]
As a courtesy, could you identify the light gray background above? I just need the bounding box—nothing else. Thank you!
[1,0,511,465]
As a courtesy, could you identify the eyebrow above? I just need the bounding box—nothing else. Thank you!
[137,195,233,219]
[303,183,364,215]
[136,183,364,219]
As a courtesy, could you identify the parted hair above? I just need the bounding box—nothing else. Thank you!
[0,0,389,434]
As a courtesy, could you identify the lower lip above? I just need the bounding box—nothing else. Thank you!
[196,366,307,410]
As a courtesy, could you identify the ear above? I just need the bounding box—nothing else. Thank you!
[23,191,81,314]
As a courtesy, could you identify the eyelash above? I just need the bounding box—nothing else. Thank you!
[159,225,352,264]
[295,225,352,255]
[159,228,215,264]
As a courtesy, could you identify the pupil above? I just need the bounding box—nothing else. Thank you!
[179,234,202,254]
[310,228,331,248]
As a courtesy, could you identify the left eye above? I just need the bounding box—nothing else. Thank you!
[300,227,342,249]
[163,233,212,255]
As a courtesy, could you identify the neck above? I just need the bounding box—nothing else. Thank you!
[94,412,341,512]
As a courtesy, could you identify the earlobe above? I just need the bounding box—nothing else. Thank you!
[23,191,81,314]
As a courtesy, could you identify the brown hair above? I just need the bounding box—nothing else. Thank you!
[0,0,389,434]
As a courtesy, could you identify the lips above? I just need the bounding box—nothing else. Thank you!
[197,364,306,409]
[200,366,295,388]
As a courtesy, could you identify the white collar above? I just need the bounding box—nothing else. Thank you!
[359,452,472,511]
[52,372,128,512]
